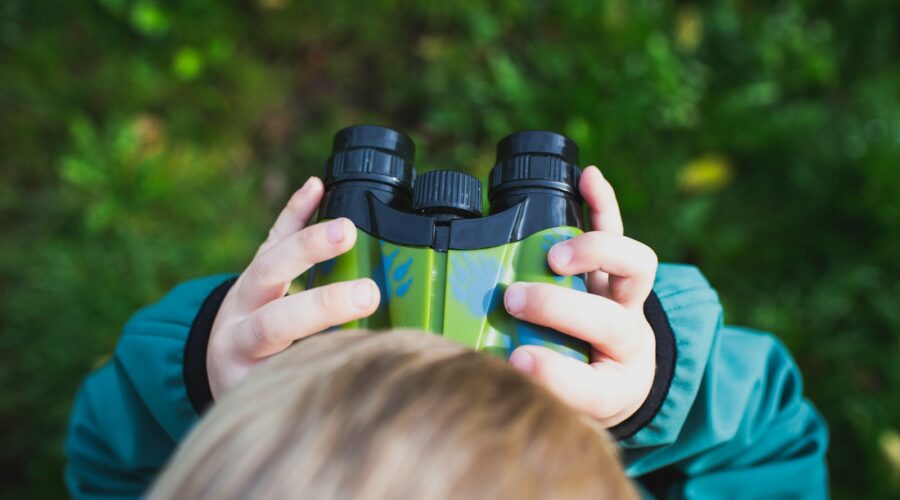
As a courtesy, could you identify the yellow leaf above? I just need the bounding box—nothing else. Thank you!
[675,6,703,52]
[880,429,900,481]
[678,154,733,193]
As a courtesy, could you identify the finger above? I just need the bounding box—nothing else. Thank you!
[509,345,628,422]
[504,282,643,360]
[580,166,623,235]
[547,231,658,309]
[257,177,325,255]
[236,217,357,311]
[235,278,380,358]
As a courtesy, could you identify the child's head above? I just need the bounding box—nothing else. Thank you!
[149,329,637,500]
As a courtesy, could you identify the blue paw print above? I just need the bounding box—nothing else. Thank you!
[450,252,501,317]
[380,244,413,299]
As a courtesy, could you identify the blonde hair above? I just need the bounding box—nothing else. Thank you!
[150,329,637,500]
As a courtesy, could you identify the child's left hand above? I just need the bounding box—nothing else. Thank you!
[504,166,658,428]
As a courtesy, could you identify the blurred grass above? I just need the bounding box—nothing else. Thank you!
[1,0,898,498]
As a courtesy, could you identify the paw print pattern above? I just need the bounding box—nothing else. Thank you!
[380,244,413,299]
[449,252,502,317]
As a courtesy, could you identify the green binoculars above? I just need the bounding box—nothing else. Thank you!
[306,125,590,362]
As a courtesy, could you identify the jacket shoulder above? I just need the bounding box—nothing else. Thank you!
[115,274,236,440]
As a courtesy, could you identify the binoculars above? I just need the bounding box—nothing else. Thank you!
[306,125,590,362]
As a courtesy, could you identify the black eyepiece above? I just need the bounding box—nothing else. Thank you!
[319,125,418,225]
[332,124,415,163]
[495,130,579,165]
[413,170,482,219]
[326,125,416,191]
[489,130,581,201]
[488,130,583,232]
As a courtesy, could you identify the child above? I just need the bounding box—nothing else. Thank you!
[148,329,638,500]
[65,167,828,498]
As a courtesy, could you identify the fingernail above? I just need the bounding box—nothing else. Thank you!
[509,350,534,373]
[504,285,526,315]
[351,280,376,309]
[299,177,313,194]
[326,219,346,244]
[549,242,574,267]
[588,165,603,178]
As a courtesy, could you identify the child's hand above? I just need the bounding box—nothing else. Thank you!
[207,177,380,399]
[504,166,657,428]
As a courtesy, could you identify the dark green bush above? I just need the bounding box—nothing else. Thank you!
[1,1,898,497]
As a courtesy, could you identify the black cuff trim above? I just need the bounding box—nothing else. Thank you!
[608,291,677,440]
[184,277,238,415]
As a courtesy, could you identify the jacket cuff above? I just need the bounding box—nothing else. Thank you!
[618,264,723,448]
[608,291,677,440]
[184,277,238,415]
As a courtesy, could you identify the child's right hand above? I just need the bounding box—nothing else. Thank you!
[206,177,381,399]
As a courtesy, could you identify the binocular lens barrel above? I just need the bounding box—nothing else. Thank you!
[488,130,583,229]
[326,124,416,191]
[489,130,581,199]
[320,125,417,220]
[495,130,579,166]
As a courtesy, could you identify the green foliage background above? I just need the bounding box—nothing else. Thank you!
[1,0,898,497]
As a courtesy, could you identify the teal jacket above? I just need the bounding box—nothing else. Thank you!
[64,265,829,499]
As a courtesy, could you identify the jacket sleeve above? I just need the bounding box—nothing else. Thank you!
[620,264,829,499]
[64,274,236,500]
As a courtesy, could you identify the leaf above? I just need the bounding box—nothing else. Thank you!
[678,154,734,193]
[130,1,169,37]
[172,46,203,81]
[880,429,900,483]
[675,6,703,52]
